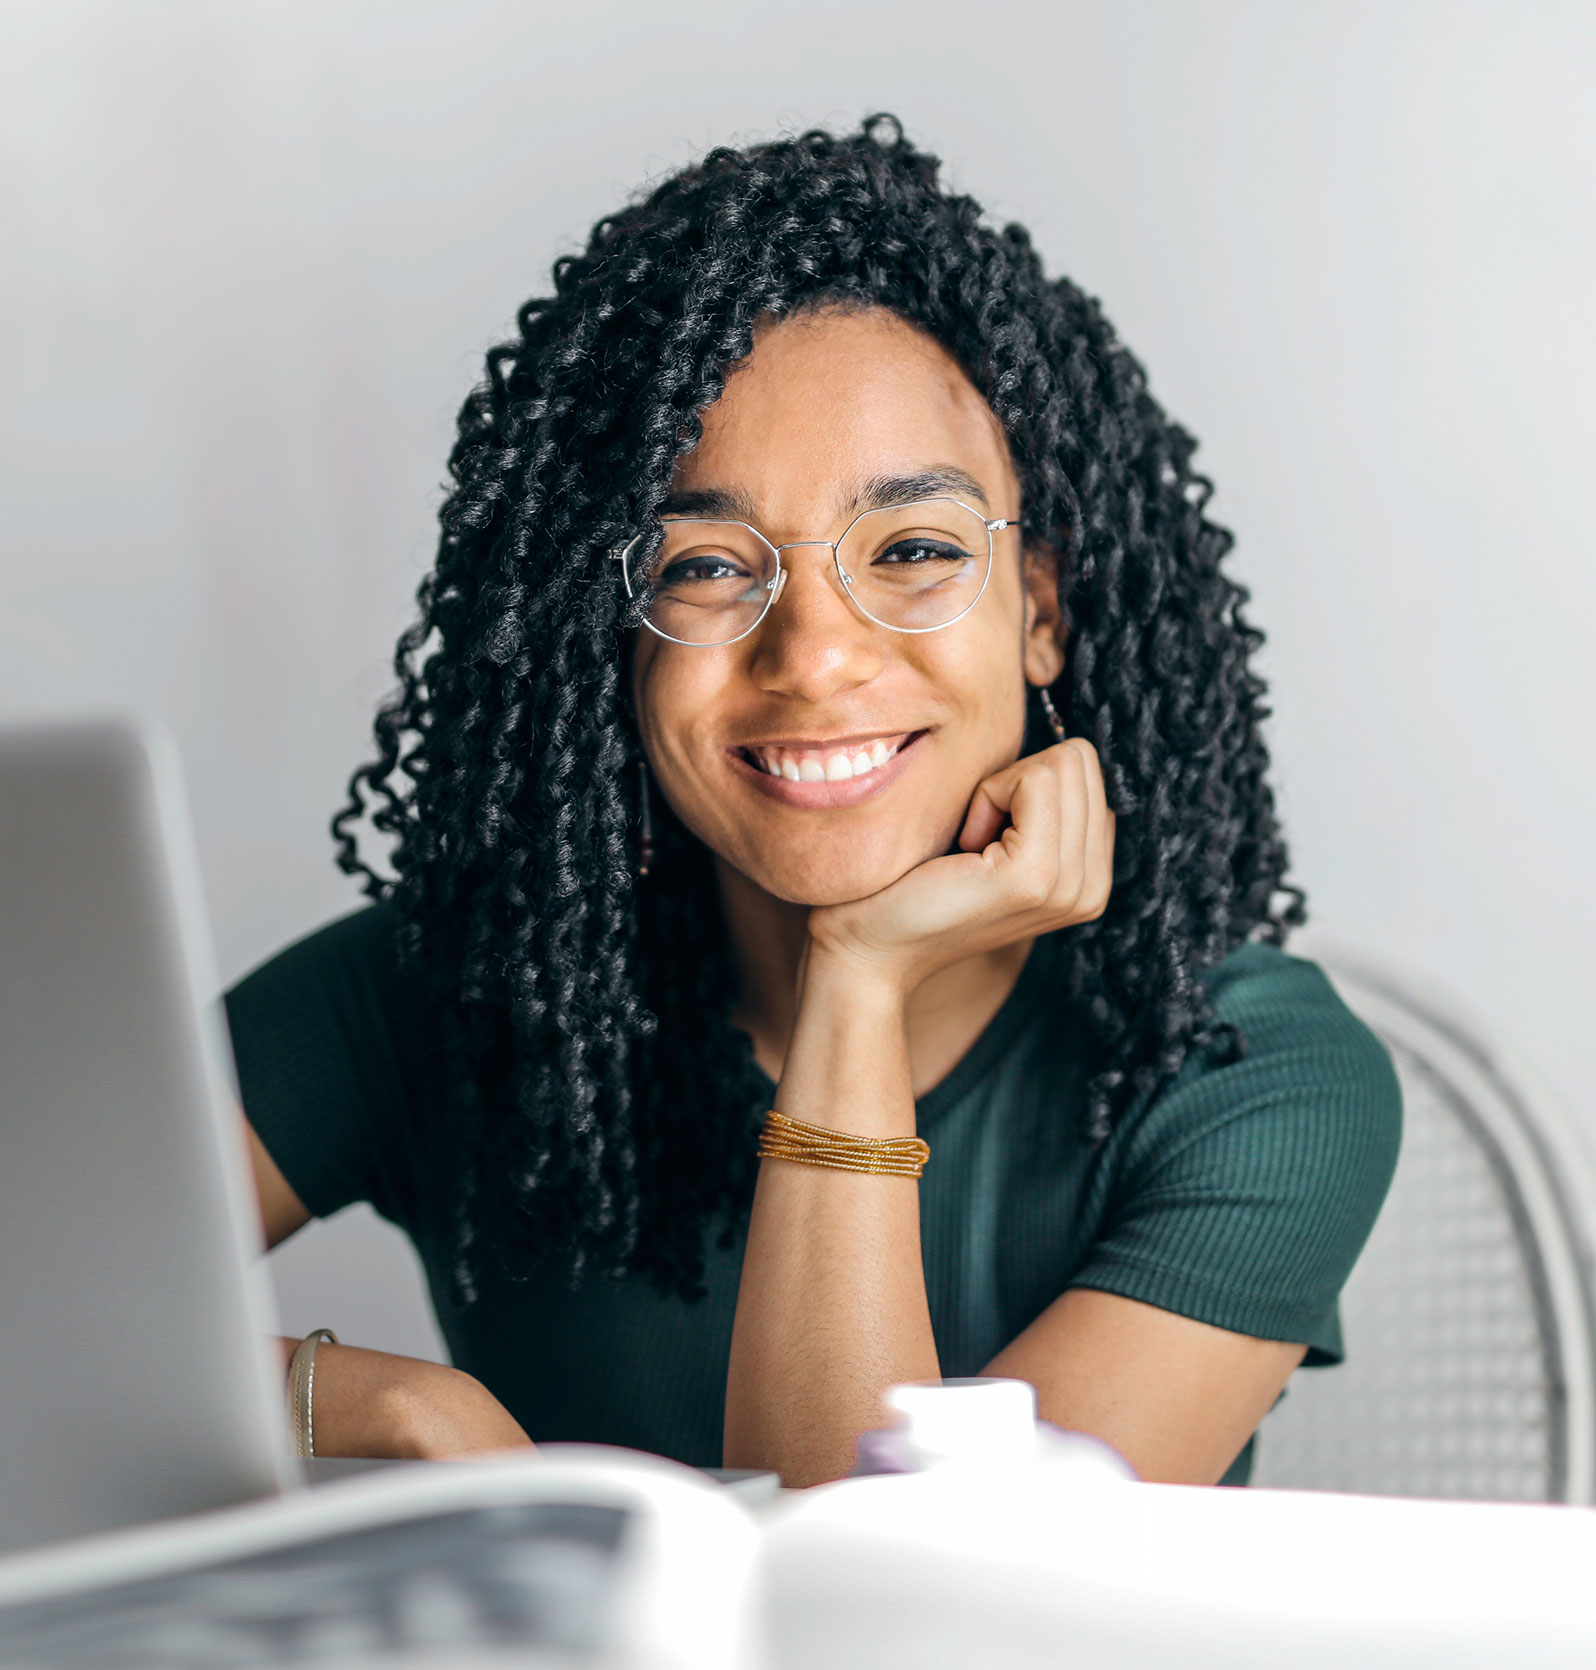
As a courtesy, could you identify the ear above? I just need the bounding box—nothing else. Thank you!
[1021,546,1066,688]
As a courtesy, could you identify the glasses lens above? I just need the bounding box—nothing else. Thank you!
[837,499,992,631]
[632,520,778,645]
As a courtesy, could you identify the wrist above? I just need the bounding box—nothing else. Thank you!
[800,933,916,1015]
[777,944,916,1142]
[376,1362,521,1460]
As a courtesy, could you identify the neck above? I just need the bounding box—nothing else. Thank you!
[717,859,1035,1099]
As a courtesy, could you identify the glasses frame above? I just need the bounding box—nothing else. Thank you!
[612,495,1022,648]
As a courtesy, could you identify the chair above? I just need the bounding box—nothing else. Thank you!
[1252,948,1596,1503]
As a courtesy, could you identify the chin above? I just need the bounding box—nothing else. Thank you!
[748,845,930,909]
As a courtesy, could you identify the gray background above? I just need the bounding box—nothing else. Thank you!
[3,1,1592,1364]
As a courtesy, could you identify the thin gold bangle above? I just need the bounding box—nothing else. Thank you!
[756,1109,929,1178]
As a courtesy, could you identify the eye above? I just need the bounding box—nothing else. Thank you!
[654,553,751,588]
[873,537,974,566]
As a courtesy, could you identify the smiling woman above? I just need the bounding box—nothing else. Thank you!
[225,116,1401,1487]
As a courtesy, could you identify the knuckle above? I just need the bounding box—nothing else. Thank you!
[1011,864,1054,910]
[1079,873,1112,921]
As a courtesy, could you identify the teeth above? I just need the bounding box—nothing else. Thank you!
[750,737,907,783]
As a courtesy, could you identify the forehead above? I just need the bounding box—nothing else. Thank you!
[672,307,1015,526]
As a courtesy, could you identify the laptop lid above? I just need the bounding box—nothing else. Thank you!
[0,717,296,1556]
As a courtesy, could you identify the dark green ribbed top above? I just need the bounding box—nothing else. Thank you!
[225,906,1400,1484]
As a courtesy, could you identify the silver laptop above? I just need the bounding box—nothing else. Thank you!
[0,717,297,1556]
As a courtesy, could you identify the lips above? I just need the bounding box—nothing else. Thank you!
[739,732,911,784]
[727,730,926,809]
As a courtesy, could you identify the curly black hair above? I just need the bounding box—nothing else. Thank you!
[332,114,1304,1305]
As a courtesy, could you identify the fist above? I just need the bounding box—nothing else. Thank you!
[808,739,1116,992]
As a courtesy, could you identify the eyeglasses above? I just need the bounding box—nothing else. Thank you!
[614,496,1021,648]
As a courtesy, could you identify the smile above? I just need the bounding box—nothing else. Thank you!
[740,733,911,783]
[727,731,926,809]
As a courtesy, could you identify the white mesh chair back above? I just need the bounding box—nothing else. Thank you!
[1253,952,1596,1503]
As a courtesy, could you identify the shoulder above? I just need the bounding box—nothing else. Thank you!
[226,902,417,1025]
[1119,938,1403,1207]
[232,898,406,980]
[225,900,439,1099]
[1084,940,1403,1357]
[1204,939,1393,1069]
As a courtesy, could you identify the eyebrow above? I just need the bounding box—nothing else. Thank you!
[849,468,990,513]
[657,484,761,520]
[658,466,991,524]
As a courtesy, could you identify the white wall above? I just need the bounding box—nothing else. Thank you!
[4,0,1593,1361]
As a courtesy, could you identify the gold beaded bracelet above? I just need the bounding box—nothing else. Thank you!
[757,1109,930,1178]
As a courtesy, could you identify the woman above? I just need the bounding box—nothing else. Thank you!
[230,116,1401,1488]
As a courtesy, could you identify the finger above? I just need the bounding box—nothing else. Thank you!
[1051,741,1092,909]
[958,761,1021,853]
[1065,738,1115,918]
[958,742,1066,853]
[986,756,1063,905]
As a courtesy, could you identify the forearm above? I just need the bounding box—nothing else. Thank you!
[275,1337,533,1459]
[723,952,939,1485]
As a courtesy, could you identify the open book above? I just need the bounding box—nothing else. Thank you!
[7,1441,1596,1668]
[0,1448,767,1669]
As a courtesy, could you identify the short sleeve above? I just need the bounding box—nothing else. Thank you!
[222,904,438,1229]
[1070,944,1402,1365]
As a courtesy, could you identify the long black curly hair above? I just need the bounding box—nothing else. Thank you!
[332,114,1304,1305]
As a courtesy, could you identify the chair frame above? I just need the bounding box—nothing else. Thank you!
[1309,943,1596,1504]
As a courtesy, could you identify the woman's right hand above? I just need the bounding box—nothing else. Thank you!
[808,738,1115,997]
[279,1338,534,1460]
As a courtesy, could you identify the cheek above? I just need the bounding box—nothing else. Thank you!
[632,648,727,809]
[918,632,1028,767]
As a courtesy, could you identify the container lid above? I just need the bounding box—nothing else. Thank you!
[884,1378,1041,1467]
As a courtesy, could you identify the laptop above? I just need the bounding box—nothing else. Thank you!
[0,717,297,1556]
[0,718,777,1667]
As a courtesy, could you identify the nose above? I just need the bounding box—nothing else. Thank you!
[745,545,884,702]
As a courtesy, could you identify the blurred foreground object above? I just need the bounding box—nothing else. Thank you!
[1254,952,1596,1501]
[0,1449,767,1670]
[854,1377,1134,1478]
[5,1425,1596,1666]
[0,717,296,1554]
[765,1464,1596,1668]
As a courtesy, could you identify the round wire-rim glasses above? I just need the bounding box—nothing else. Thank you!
[613,495,1022,648]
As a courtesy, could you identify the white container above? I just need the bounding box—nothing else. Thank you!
[884,1378,1043,1468]
[855,1377,1135,1479]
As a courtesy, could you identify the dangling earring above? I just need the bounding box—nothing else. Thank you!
[1037,685,1067,743]
[636,759,654,879]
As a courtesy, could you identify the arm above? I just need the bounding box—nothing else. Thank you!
[246,1116,311,1250]
[244,1111,533,1458]
[984,1289,1306,1485]
[986,961,1399,1484]
[725,742,1113,1485]
[723,956,936,1485]
[271,1335,532,1459]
